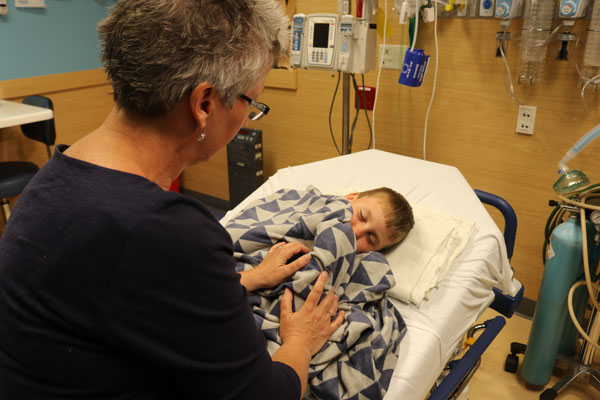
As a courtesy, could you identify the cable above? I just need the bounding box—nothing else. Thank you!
[580,204,600,312]
[422,1,438,161]
[570,35,600,124]
[361,74,373,149]
[568,280,600,352]
[328,71,343,155]
[558,188,600,313]
[371,0,388,150]
[350,74,361,150]
[498,20,522,105]
[350,73,374,151]
[581,72,600,125]
[411,0,419,51]
[542,205,565,264]
[548,185,600,352]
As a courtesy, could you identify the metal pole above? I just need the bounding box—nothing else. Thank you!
[340,0,352,155]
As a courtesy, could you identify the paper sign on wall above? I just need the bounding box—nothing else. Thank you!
[15,0,46,8]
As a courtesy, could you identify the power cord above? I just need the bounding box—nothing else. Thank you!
[328,71,343,155]
[349,74,374,150]
[422,1,438,161]
[371,0,389,149]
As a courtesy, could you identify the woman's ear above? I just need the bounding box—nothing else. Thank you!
[344,192,359,201]
[189,82,214,131]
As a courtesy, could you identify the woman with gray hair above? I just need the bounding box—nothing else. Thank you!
[0,1,343,399]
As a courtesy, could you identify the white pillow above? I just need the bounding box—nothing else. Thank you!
[384,205,475,306]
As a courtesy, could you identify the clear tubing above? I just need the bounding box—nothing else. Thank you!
[558,123,600,171]
[582,0,600,85]
[517,0,555,84]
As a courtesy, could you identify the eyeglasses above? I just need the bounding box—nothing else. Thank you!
[239,94,270,121]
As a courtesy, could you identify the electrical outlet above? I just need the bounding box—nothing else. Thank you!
[379,44,409,70]
[516,105,536,135]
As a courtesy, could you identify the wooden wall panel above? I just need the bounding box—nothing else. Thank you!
[2,3,600,301]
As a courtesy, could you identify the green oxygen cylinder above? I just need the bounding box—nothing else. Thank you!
[521,216,585,386]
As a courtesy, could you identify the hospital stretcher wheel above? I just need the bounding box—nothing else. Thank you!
[540,388,558,400]
[504,353,519,373]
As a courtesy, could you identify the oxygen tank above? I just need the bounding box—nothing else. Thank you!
[521,216,585,386]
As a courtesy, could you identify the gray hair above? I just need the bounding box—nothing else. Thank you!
[97,0,289,116]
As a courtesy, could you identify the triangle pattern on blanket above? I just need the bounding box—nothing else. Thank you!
[348,263,373,287]
[255,205,278,222]
[239,225,269,242]
[234,207,259,222]
[340,350,376,388]
[314,226,337,259]
[280,190,302,201]
[282,217,314,241]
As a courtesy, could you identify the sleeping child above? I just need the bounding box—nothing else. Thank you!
[343,187,414,253]
[224,186,414,400]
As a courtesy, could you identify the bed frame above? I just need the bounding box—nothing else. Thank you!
[221,149,524,400]
[428,189,524,400]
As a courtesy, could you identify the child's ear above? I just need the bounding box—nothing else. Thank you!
[344,192,359,201]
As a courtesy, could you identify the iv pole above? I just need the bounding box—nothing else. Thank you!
[339,0,377,155]
[340,0,352,155]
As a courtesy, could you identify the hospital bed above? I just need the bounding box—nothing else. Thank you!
[220,149,523,400]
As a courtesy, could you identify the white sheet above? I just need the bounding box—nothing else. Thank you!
[221,149,521,400]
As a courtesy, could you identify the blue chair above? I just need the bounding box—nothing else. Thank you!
[0,95,56,222]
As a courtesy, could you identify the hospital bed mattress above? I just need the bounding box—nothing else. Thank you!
[220,149,520,400]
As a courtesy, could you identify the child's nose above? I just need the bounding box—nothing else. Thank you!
[353,223,366,238]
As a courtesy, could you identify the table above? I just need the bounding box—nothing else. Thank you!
[0,99,53,129]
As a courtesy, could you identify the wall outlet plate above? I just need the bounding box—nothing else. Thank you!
[379,44,409,70]
[0,0,8,16]
[516,105,536,135]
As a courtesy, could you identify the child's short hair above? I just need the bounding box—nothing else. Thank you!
[357,187,414,247]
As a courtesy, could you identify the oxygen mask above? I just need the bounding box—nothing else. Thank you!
[553,169,590,195]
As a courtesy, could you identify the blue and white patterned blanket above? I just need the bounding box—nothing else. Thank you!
[225,186,406,400]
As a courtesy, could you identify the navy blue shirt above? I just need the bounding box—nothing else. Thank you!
[0,145,300,399]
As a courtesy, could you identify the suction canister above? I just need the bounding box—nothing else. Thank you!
[521,216,585,386]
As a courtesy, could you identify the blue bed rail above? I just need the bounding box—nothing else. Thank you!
[474,189,522,319]
[428,189,523,400]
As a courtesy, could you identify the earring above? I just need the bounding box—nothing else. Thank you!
[197,132,206,141]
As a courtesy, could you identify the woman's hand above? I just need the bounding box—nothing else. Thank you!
[239,242,312,292]
[279,271,345,356]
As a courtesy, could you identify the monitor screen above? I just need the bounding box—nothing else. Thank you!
[313,23,330,48]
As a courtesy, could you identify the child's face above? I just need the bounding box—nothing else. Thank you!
[344,194,393,253]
